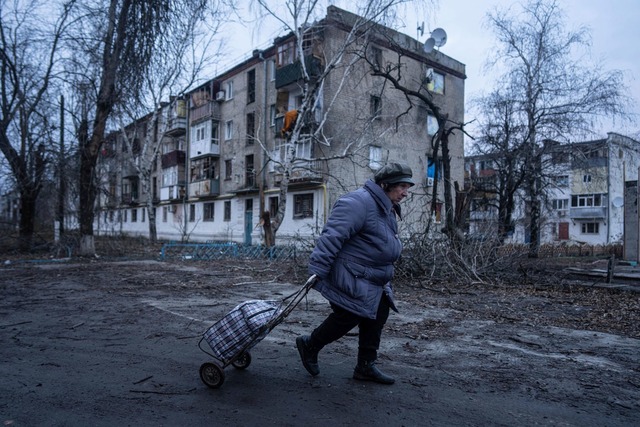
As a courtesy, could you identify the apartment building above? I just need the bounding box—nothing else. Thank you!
[465,133,640,249]
[95,6,466,245]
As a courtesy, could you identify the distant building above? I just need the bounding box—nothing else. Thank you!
[94,6,466,244]
[464,133,640,249]
[624,175,639,262]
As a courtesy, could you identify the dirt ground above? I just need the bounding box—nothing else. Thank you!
[1,257,639,426]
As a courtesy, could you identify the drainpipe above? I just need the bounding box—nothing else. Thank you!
[607,141,611,244]
[259,50,268,219]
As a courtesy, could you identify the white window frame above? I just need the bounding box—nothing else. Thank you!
[269,59,276,81]
[581,222,600,234]
[369,146,382,169]
[427,71,445,94]
[225,120,234,140]
[225,80,234,100]
[295,140,312,159]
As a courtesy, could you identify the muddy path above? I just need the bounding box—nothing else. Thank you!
[1,260,638,426]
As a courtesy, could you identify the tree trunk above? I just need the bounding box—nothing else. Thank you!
[18,190,37,252]
[78,109,109,256]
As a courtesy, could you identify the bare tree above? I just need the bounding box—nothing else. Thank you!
[65,0,233,256]
[470,88,528,243]
[112,0,230,244]
[361,46,471,240]
[0,0,75,250]
[485,0,631,257]
[251,0,433,245]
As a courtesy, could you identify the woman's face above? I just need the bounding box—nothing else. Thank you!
[385,183,412,204]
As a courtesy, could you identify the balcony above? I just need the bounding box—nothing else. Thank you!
[121,193,139,205]
[570,206,607,220]
[275,55,323,89]
[166,117,187,136]
[274,109,319,139]
[288,159,324,184]
[190,140,220,159]
[189,179,220,198]
[190,101,221,124]
[161,150,186,169]
[160,184,185,201]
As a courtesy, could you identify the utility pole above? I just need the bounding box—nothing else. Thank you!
[57,95,65,239]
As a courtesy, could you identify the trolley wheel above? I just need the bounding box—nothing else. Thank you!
[232,351,252,370]
[199,362,225,388]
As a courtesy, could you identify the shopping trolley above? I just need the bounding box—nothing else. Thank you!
[198,274,317,388]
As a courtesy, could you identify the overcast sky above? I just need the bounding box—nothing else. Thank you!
[219,0,639,140]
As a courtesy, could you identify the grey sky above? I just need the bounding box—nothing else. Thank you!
[220,0,639,139]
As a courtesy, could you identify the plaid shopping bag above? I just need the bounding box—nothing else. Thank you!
[203,300,281,362]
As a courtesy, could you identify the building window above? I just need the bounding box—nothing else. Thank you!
[211,122,219,145]
[131,209,137,222]
[583,174,592,183]
[225,120,234,140]
[369,146,382,169]
[247,69,256,104]
[269,59,276,81]
[370,95,382,119]
[270,104,276,127]
[552,175,569,187]
[581,222,600,234]
[245,155,255,187]
[370,46,382,70]
[141,208,146,223]
[276,40,296,67]
[203,202,215,221]
[571,194,603,207]
[190,157,217,182]
[295,141,312,159]
[162,206,168,222]
[293,193,314,219]
[225,159,232,180]
[246,112,255,144]
[426,70,445,94]
[123,209,128,222]
[552,199,569,211]
[269,196,279,218]
[193,122,207,142]
[427,114,438,136]
[189,204,196,222]
[224,200,231,221]
[225,80,234,100]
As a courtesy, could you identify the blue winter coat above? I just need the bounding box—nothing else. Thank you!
[308,179,401,319]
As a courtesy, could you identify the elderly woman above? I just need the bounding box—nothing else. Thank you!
[296,162,414,385]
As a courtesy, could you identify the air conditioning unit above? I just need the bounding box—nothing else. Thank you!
[215,91,225,102]
[426,177,434,186]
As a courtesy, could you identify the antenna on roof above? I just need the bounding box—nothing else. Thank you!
[417,22,424,39]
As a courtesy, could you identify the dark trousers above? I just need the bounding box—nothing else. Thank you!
[309,295,390,362]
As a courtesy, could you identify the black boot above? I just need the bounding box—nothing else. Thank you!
[353,359,395,384]
[296,335,320,376]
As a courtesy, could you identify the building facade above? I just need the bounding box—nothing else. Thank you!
[94,6,466,245]
[465,133,640,249]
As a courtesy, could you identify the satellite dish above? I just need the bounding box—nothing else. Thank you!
[423,37,435,53]
[431,28,447,47]
[612,197,624,208]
